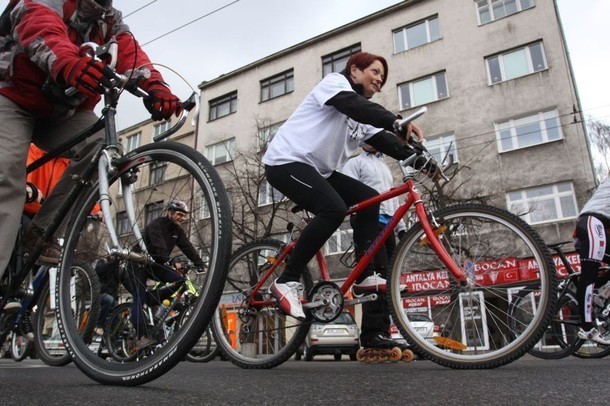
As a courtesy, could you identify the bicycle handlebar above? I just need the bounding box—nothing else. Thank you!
[395,106,454,181]
[65,40,198,142]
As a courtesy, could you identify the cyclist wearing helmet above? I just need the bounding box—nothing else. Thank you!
[129,200,205,349]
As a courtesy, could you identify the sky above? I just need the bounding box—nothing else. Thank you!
[12,0,607,130]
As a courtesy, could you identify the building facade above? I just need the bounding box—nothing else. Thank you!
[197,0,595,265]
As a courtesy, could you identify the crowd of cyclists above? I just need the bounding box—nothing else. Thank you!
[1,0,609,367]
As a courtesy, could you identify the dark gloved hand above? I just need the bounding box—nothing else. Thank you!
[143,81,182,121]
[63,56,114,98]
[397,230,406,240]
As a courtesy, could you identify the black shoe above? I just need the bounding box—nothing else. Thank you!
[21,313,34,342]
[22,224,61,264]
[361,333,403,349]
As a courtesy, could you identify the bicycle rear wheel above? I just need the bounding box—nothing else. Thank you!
[212,239,312,369]
[388,203,557,369]
[186,324,219,363]
[56,141,231,385]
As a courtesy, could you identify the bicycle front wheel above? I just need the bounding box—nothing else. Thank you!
[388,203,557,369]
[57,141,231,385]
[212,239,312,369]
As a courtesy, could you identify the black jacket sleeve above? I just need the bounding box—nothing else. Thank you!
[175,228,205,266]
[326,91,397,131]
[364,130,417,161]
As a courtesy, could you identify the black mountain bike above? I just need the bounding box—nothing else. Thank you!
[0,40,231,385]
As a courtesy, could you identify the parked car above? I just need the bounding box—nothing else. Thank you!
[295,311,360,361]
[390,313,440,346]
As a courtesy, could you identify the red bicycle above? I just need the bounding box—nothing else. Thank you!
[212,107,557,369]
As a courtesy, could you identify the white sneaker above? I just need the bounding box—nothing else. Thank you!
[3,301,21,313]
[353,272,406,294]
[269,279,306,320]
[578,327,610,346]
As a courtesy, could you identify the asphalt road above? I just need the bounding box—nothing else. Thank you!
[0,355,608,405]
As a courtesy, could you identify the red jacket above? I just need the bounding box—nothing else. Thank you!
[0,0,163,116]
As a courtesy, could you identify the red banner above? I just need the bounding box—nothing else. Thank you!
[399,252,581,295]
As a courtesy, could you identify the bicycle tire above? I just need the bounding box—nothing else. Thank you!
[186,324,219,363]
[10,329,32,361]
[388,203,557,369]
[212,239,312,369]
[514,287,582,359]
[34,266,100,366]
[56,141,231,385]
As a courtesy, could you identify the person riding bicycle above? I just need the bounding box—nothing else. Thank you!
[129,200,206,350]
[575,177,610,345]
[262,51,426,349]
[0,0,182,310]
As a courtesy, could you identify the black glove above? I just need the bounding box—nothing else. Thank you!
[143,81,182,121]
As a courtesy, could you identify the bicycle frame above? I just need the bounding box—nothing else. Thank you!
[247,178,466,308]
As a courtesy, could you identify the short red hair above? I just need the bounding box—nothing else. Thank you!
[345,52,389,89]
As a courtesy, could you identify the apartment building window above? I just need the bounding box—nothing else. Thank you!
[116,211,130,235]
[393,15,441,53]
[149,161,167,185]
[325,222,353,255]
[153,121,171,138]
[125,132,141,152]
[477,0,535,25]
[486,41,547,84]
[322,44,361,76]
[258,122,283,151]
[196,193,210,220]
[261,69,294,102]
[258,180,285,206]
[205,138,235,165]
[427,133,458,163]
[507,182,577,224]
[145,201,165,225]
[209,91,237,121]
[398,72,448,110]
[496,109,562,152]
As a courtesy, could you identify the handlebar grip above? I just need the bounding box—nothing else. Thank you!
[395,106,427,131]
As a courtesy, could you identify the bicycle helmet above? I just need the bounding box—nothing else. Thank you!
[167,200,189,214]
[169,255,189,266]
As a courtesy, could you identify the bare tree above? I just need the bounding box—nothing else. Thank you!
[222,117,292,246]
[587,117,610,182]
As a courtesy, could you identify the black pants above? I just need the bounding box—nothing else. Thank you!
[127,261,184,337]
[265,162,389,339]
[575,214,610,326]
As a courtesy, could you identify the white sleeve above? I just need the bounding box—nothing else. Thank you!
[341,156,360,180]
[311,73,354,107]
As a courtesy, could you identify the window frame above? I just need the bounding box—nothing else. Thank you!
[149,161,167,186]
[398,71,449,110]
[125,132,141,152]
[486,41,548,85]
[144,201,165,226]
[426,132,458,164]
[393,15,441,54]
[476,0,535,25]
[325,222,354,256]
[321,44,362,77]
[116,211,130,235]
[258,179,286,207]
[495,109,563,153]
[209,91,238,121]
[205,138,236,166]
[153,121,171,138]
[260,69,294,102]
[506,182,578,225]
